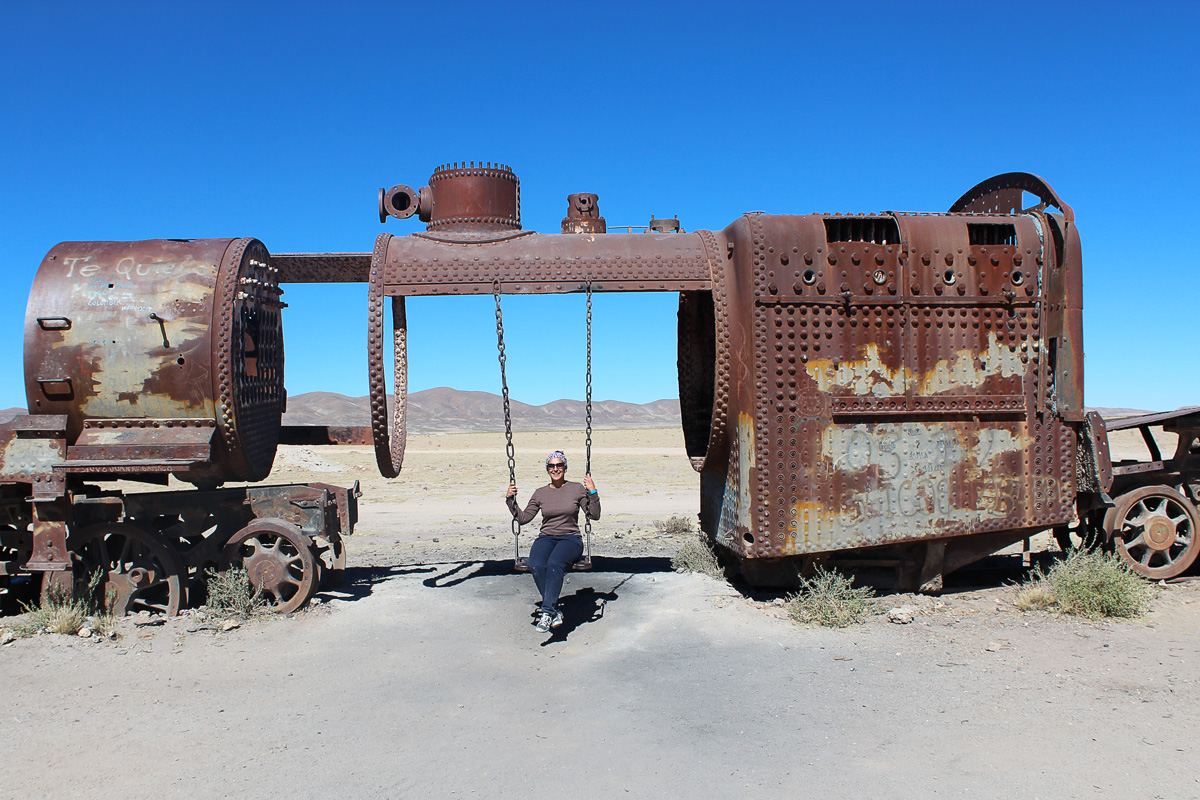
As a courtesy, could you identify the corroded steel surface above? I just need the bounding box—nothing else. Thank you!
[24,238,285,483]
[271,253,371,283]
[690,205,1083,563]
[366,227,714,475]
[367,167,1098,583]
[9,164,1191,598]
[375,229,713,295]
[426,162,521,232]
[562,193,606,234]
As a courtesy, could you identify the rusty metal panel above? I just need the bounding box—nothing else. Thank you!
[0,414,66,481]
[696,208,1078,563]
[896,213,1041,414]
[279,425,373,446]
[378,230,713,296]
[68,418,215,463]
[272,253,371,283]
[23,238,284,482]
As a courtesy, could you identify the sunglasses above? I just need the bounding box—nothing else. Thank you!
[546,463,566,471]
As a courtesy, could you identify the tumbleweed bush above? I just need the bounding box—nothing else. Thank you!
[655,515,695,537]
[1017,549,1153,618]
[205,567,266,617]
[786,567,876,628]
[17,569,115,636]
[672,533,725,579]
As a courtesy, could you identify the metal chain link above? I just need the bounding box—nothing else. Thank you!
[583,280,593,561]
[493,280,521,560]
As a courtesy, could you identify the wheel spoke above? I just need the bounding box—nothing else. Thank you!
[72,524,181,617]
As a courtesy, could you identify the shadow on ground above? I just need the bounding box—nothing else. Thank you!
[320,556,673,605]
[419,555,673,590]
[536,575,635,646]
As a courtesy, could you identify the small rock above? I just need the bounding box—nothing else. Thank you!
[133,615,165,627]
[887,606,917,624]
[1,630,14,645]
[137,610,150,620]
[985,641,1003,652]
[77,627,94,638]
[221,620,240,632]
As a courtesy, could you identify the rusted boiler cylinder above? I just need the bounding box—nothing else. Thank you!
[24,238,285,483]
[678,175,1088,587]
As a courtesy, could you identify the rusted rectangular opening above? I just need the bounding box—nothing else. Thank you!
[968,223,1017,246]
[824,217,900,245]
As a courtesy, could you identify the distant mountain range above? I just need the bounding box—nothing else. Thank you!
[281,388,681,433]
[0,397,1161,434]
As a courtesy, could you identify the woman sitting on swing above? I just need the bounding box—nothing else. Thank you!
[506,451,601,632]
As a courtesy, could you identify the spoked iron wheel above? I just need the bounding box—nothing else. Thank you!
[221,519,317,613]
[311,532,345,591]
[1104,486,1200,580]
[68,522,184,616]
[1053,511,1107,552]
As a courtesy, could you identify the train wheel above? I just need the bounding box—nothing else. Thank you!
[311,532,346,591]
[221,519,317,613]
[69,522,184,616]
[1104,486,1200,580]
[1053,511,1107,552]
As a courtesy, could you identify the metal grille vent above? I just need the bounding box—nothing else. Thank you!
[824,217,900,244]
[968,223,1017,246]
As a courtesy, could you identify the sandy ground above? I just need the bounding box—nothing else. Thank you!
[2,428,1199,798]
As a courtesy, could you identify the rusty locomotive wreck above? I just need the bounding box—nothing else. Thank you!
[5,238,356,615]
[0,165,1197,615]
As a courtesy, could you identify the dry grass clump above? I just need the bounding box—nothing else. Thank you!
[204,567,266,618]
[1016,549,1153,618]
[671,533,725,579]
[655,515,695,536]
[1014,583,1056,611]
[17,570,116,637]
[786,567,876,628]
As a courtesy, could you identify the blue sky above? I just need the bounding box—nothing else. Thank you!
[1,1,1196,410]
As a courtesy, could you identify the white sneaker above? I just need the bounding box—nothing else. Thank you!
[534,613,552,632]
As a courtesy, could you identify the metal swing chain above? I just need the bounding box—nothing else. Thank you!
[583,280,593,562]
[493,280,521,561]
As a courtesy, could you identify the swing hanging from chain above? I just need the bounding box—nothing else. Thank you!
[495,279,594,573]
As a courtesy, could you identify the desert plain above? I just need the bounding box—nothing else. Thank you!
[1,425,1199,798]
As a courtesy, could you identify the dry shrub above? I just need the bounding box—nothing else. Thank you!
[655,515,695,537]
[786,567,876,628]
[17,569,115,637]
[1018,549,1153,618]
[205,567,265,618]
[1014,583,1056,611]
[672,534,725,579]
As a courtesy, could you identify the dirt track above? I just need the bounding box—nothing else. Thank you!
[2,430,1199,798]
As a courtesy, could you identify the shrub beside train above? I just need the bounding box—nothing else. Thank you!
[1,165,1196,613]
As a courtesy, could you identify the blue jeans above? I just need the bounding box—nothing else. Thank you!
[527,534,584,615]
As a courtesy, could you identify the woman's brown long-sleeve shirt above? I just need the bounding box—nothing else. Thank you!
[507,481,601,537]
